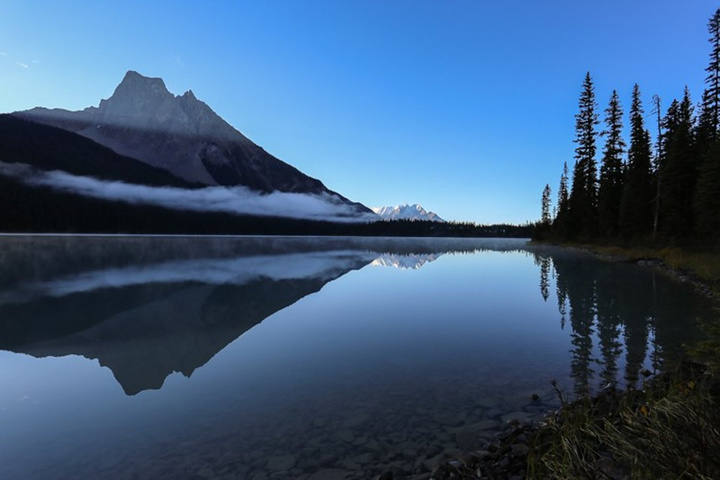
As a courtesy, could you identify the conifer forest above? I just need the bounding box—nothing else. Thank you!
[537,9,720,249]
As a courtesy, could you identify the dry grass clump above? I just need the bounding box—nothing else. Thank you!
[528,364,720,479]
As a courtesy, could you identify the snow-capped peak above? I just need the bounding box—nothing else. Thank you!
[371,204,445,222]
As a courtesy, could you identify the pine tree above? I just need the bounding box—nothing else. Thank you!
[568,72,599,239]
[694,142,720,243]
[598,90,625,238]
[619,84,654,239]
[659,88,696,240]
[541,184,552,225]
[697,8,720,146]
[553,162,570,237]
[651,94,663,239]
[695,9,720,244]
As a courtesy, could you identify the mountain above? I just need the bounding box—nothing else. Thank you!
[372,204,445,222]
[0,114,197,188]
[15,70,371,215]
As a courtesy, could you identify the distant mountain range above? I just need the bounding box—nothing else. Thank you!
[372,204,445,222]
[1,70,375,230]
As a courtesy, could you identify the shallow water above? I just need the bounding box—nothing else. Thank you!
[0,236,711,479]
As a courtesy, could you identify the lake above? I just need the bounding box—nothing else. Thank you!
[0,236,711,480]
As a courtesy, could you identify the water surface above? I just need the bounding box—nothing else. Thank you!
[0,236,711,479]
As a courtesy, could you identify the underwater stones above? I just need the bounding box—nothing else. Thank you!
[501,411,536,423]
[104,372,562,480]
[343,411,372,428]
[306,468,352,480]
[474,396,502,408]
[266,454,296,471]
[431,412,464,427]
[336,429,355,443]
[195,465,214,478]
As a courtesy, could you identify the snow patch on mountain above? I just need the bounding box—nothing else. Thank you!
[371,204,445,222]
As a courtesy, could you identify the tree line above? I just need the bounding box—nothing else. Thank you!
[537,9,720,248]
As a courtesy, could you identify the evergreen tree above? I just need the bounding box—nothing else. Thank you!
[695,141,720,243]
[651,94,663,239]
[697,8,720,147]
[695,9,720,244]
[598,90,625,238]
[541,184,552,225]
[619,84,654,239]
[659,88,696,240]
[553,162,570,237]
[568,72,599,239]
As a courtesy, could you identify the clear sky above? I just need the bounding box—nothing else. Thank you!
[1,1,717,224]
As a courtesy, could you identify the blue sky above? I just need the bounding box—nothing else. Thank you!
[1,1,717,224]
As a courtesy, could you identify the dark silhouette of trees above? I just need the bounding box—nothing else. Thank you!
[658,89,696,240]
[698,9,720,142]
[694,141,720,243]
[598,90,625,238]
[538,8,720,248]
[694,10,720,245]
[541,184,552,225]
[619,84,654,239]
[553,162,570,238]
[568,73,600,240]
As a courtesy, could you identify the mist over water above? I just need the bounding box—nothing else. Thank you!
[0,236,710,479]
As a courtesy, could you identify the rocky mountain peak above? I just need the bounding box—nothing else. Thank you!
[14,71,374,217]
[101,71,171,108]
[119,70,169,92]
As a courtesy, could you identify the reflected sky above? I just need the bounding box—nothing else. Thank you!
[0,236,711,479]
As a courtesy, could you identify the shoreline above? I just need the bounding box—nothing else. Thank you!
[408,244,720,480]
[555,243,720,300]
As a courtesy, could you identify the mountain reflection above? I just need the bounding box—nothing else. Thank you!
[531,248,702,395]
[371,253,441,270]
[0,236,514,395]
[1,251,375,395]
[0,236,701,399]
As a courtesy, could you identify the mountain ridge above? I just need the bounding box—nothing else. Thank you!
[16,70,372,216]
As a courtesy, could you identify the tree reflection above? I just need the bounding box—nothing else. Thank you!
[539,256,551,302]
[535,248,702,394]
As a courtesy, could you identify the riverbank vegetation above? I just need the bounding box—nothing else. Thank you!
[527,360,720,479]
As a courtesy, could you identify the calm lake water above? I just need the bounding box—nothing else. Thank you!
[0,236,712,479]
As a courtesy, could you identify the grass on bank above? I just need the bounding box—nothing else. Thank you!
[527,361,720,479]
